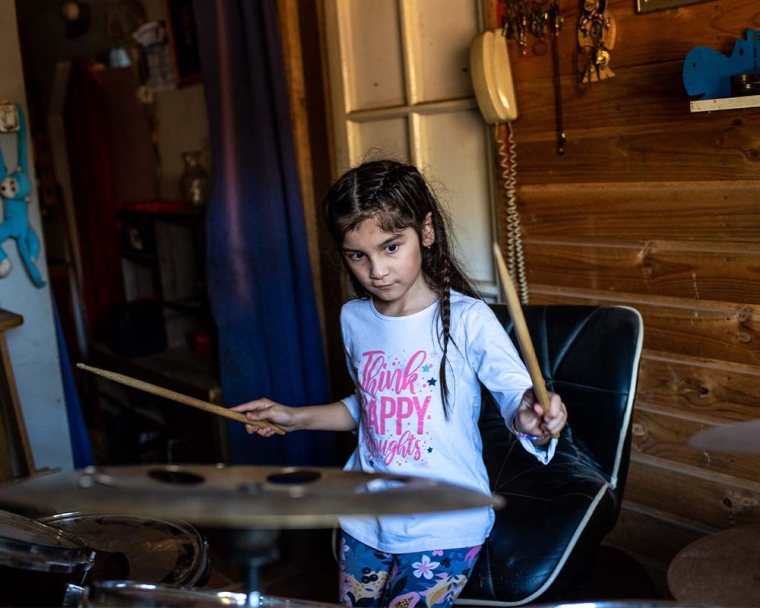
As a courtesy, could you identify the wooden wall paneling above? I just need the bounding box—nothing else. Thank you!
[522,240,760,304]
[514,121,760,182]
[512,60,760,144]
[638,351,760,422]
[513,61,698,137]
[625,455,760,528]
[517,182,760,242]
[595,0,760,69]
[529,287,760,367]
[499,1,760,184]
[631,407,760,481]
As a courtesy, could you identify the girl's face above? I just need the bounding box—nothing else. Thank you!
[341,215,435,317]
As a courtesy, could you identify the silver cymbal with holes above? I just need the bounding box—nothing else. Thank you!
[0,464,503,529]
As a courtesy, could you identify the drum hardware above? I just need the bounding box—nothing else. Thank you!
[211,527,281,608]
[76,363,286,435]
[63,583,87,607]
[0,464,502,606]
[62,555,131,608]
[81,581,342,607]
[40,512,211,587]
[0,509,96,607]
[82,581,248,606]
[0,507,213,606]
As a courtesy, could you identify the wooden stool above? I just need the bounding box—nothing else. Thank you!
[667,523,760,607]
[0,309,36,481]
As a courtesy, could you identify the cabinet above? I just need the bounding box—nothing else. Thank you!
[117,201,212,351]
[88,342,227,465]
[86,201,226,466]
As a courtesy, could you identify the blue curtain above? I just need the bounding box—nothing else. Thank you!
[193,1,337,466]
[53,300,94,468]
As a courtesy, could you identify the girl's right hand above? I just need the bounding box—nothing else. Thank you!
[230,399,298,437]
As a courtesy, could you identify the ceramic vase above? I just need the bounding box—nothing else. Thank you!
[179,151,211,206]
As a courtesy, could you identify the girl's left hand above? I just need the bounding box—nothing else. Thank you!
[515,388,567,442]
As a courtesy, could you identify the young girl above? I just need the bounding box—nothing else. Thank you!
[232,159,567,607]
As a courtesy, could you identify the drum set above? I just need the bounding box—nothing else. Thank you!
[0,463,502,607]
[0,364,508,607]
[4,357,752,608]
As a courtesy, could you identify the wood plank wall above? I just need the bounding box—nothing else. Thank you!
[487,0,760,577]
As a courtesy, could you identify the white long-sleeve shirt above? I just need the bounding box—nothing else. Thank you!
[338,291,556,553]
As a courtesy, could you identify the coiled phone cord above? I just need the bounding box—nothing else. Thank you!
[496,122,529,305]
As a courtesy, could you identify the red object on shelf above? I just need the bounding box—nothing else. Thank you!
[187,330,213,354]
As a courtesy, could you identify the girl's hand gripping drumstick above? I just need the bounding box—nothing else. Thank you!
[492,243,560,439]
[77,363,286,435]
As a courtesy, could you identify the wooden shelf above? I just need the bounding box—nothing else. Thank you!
[690,94,760,113]
[122,250,158,264]
[0,310,23,332]
[0,309,35,480]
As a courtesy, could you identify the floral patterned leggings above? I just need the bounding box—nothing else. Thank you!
[338,531,483,608]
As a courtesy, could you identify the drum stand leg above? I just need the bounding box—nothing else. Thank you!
[220,528,280,608]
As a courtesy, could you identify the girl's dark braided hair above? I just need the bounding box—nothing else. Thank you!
[322,159,480,415]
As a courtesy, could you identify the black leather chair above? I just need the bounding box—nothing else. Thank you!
[459,305,644,606]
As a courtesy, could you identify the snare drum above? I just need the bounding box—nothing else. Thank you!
[41,512,211,587]
[0,509,94,607]
[83,581,341,607]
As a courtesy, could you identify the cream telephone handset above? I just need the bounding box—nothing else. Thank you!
[469,29,528,304]
[470,29,518,123]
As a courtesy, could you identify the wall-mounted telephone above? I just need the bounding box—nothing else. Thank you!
[470,29,518,124]
[470,29,528,304]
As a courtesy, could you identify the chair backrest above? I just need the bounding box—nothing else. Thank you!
[487,304,644,489]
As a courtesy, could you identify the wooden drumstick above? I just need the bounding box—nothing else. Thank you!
[76,363,286,435]
[492,243,559,439]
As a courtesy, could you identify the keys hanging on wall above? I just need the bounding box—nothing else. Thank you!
[500,0,566,154]
[501,0,552,56]
[577,0,617,86]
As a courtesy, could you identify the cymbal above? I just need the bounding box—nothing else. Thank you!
[667,523,760,607]
[0,465,503,529]
[687,419,760,454]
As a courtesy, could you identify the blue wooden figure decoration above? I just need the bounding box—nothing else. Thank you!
[683,29,759,100]
[0,103,45,288]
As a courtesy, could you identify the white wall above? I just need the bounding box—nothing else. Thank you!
[154,84,211,201]
[0,0,74,471]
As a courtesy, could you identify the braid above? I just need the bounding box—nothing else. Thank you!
[438,264,453,418]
